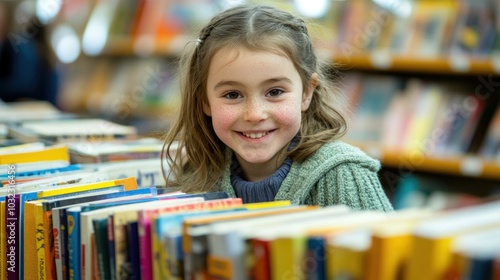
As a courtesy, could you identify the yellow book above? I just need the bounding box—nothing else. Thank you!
[402,84,445,153]
[35,202,47,280]
[328,229,369,280]
[406,201,500,280]
[242,200,291,210]
[0,145,69,164]
[24,200,43,280]
[36,176,138,198]
[365,208,434,280]
[0,201,5,280]
[270,235,307,280]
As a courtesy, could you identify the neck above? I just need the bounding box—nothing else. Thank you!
[235,155,284,182]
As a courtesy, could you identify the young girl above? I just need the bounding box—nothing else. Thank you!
[162,4,393,212]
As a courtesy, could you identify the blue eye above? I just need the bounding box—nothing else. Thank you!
[224,91,241,99]
[268,88,284,97]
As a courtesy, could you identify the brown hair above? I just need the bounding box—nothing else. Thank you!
[162,4,347,192]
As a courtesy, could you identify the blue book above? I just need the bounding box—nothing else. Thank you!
[306,236,326,280]
[126,221,140,280]
[0,164,82,180]
[67,206,82,280]
[92,218,110,280]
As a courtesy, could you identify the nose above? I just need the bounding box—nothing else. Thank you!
[243,96,267,123]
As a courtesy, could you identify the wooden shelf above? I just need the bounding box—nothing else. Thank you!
[332,53,500,76]
[95,38,500,78]
[352,141,500,180]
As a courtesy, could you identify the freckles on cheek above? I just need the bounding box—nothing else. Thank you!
[211,108,236,131]
[275,105,302,127]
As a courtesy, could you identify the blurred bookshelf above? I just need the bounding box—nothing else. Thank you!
[3,0,500,198]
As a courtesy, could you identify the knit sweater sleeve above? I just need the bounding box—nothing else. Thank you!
[305,162,393,212]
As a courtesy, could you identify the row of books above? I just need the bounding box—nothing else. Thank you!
[57,57,180,120]
[340,72,500,159]
[2,174,500,280]
[322,0,500,59]
[48,0,500,59]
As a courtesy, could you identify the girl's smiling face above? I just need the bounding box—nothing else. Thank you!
[204,46,314,180]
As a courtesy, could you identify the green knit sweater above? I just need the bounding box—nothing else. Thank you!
[213,141,394,212]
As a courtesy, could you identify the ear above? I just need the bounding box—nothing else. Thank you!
[301,73,318,111]
[203,100,212,116]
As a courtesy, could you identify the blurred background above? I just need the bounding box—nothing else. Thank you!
[2,0,500,209]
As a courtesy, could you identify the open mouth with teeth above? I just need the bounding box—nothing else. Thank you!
[240,131,271,139]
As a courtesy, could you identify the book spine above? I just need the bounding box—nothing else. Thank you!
[107,216,116,280]
[6,194,20,280]
[43,209,56,279]
[137,210,154,280]
[52,209,64,280]
[91,234,99,280]
[35,204,47,280]
[306,236,326,280]
[60,209,69,280]
[127,221,141,280]
[251,239,271,280]
[67,208,81,280]
[92,218,109,280]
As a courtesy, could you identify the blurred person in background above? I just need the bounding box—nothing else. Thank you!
[0,1,59,107]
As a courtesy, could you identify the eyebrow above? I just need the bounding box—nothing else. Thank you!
[213,77,293,90]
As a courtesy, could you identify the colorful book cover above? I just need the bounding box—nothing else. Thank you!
[66,206,81,280]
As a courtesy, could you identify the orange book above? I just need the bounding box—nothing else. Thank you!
[251,238,271,280]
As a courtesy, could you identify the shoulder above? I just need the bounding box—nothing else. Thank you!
[279,140,381,198]
[300,140,380,172]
